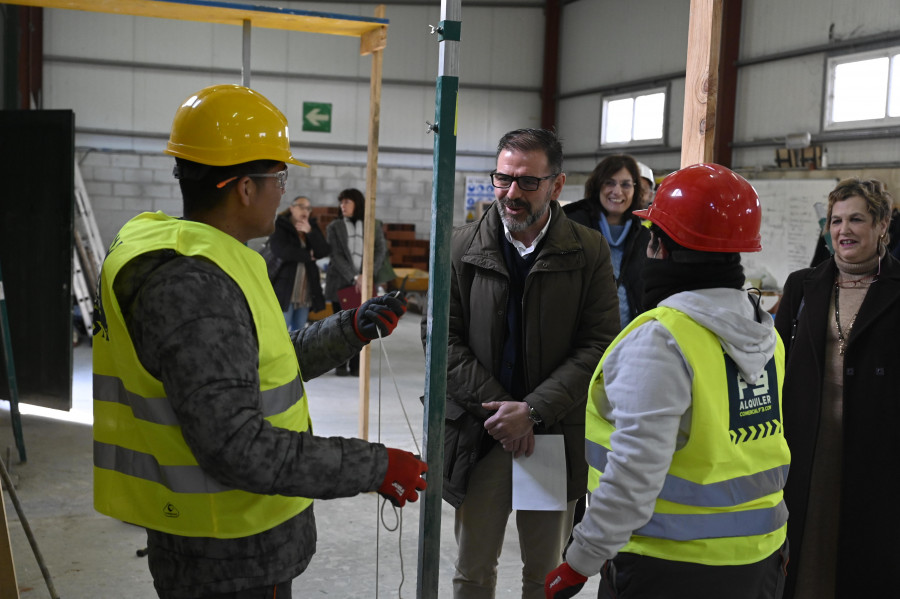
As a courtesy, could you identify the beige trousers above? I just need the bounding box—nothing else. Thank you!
[453,443,577,599]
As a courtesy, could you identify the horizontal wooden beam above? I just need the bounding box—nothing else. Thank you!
[8,0,388,37]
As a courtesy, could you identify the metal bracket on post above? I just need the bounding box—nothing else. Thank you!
[437,20,461,42]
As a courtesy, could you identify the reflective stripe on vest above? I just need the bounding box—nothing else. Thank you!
[93,212,312,539]
[93,374,304,427]
[94,441,232,494]
[586,440,788,508]
[585,305,789,565]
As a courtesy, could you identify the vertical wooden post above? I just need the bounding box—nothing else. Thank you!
[681,0,723,167]
[358,5,387,440]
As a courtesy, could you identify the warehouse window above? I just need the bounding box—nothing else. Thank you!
[824,45,900,131]
[601,87,666,146]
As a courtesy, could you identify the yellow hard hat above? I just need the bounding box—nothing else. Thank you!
[165,84,308,167]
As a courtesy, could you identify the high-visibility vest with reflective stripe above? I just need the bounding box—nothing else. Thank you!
[586,306,789,565]
[93,211,312,539]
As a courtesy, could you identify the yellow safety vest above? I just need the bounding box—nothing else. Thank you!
[586,306,789,566]
[93,212,313,539]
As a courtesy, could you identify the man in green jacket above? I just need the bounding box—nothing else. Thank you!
[441,128,619,598]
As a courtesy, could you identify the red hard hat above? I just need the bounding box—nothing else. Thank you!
[633,163,761,252]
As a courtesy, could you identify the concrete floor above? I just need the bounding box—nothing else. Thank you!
[0,315,601,598]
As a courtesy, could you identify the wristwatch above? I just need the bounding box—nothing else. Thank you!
[527,405,543,426]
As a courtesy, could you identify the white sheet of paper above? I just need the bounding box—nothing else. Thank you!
[512,434,567,511]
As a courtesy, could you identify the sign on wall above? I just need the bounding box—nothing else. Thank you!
[302,102,332,133]
[465,175,494,222]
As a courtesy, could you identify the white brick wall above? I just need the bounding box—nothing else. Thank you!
[79,149,479,249]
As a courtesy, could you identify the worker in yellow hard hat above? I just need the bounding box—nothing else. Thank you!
[92,84,427,598]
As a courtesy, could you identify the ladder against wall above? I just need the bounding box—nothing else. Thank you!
[72,159,105,336]
[0,482,19,598]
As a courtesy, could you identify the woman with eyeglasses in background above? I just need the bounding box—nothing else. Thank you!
[774,178,900,599]
[564,154,651,330]
[268,195,330,332]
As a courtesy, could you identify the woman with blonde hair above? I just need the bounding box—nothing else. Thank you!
[774,178,900,598]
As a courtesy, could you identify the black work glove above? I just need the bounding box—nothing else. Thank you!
[352,294,408,341]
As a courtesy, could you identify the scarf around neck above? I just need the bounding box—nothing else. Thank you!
[642,257,745,309]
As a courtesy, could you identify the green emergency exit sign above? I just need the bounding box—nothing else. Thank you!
[302,102,332,133]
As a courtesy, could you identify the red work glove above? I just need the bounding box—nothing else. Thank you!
[545,562,588,599]
[378,448,427,507]
[353,294,408,341]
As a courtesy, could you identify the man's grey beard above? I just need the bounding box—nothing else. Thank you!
[498,197,550,233]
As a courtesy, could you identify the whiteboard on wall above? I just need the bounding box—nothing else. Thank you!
[742,178,838,290]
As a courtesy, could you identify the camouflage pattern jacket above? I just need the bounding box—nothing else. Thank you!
[114,250,387,598]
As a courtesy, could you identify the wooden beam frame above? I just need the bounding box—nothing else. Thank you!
[681,0,723,167]
[357,4,386,440]
[10,0,390,440]
[8,0,388,36]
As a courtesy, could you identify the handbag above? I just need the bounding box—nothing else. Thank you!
[337,285,362,310]
[258,241,283,280]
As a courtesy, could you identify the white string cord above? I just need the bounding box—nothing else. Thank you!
[373,324,419,598]
[375,326,422,455]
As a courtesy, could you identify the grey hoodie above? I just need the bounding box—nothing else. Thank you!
[566,287,778,577]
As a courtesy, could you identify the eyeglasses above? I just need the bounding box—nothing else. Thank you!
[249,169,288,191]
[490,172,558,192]
[216,169,288,191]
[291,203,311,210]
[603,179,634,191]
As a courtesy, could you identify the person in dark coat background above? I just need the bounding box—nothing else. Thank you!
[774,178,900,599]
[564,154,650,330]
[268,195,330,332]
[324,188,388,376]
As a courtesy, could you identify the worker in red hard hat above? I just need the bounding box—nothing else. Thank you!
[92,84,426,598]
[547,163,790,599]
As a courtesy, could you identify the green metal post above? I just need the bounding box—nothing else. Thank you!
[417,1,460,597]
[0,260,26,462]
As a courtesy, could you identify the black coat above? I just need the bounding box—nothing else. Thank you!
[564,199,650,323]
[268,214,330,312]
[773,254,900,598]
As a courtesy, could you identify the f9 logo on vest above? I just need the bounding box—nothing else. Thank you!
[727,356,782,444]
